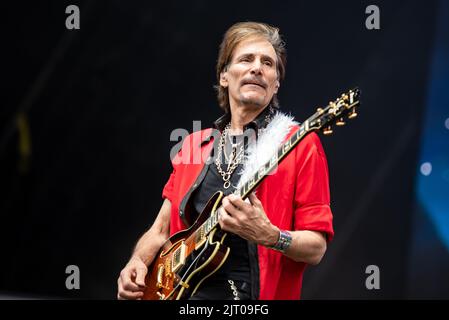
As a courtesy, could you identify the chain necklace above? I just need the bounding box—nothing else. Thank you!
[215,123,245,189]
[224,133,244,163]
[215,106,274,189]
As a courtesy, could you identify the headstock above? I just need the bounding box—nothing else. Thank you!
[308,88,361,135]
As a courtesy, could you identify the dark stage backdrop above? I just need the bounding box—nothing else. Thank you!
[1,0,448,299]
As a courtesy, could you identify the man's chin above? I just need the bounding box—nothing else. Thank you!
[239,95,267,108]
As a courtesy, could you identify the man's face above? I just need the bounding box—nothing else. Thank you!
[220,37,280,110]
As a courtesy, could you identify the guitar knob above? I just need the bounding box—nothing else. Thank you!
[349,108,357,119]
[336,118,345,126]
[323,126,333,135]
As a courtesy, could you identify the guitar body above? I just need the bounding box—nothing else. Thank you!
[142,191,230,300]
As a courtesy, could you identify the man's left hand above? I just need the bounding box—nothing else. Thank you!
[218,192,279,247]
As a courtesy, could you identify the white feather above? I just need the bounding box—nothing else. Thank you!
[236,111,298,189]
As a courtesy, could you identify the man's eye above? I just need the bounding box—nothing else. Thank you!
[240,57,251,62]
[264,61,273,67]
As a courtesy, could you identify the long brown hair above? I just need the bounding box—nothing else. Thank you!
[215,22,287,112]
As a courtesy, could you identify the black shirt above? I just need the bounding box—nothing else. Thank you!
[191,134,251,283]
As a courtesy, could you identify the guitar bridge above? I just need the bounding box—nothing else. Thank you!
[171,242,187,273]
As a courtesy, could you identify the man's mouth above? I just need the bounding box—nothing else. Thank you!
[241,80,266,89]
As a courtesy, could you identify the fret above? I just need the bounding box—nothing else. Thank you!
[265,160,271,171]
[295,129,301,141]
[213,212,218,225]
[288,130,299,147]
[270,154,278,168]
[247,176,255,189]
[253,171,259,183]
[258,165,266,177]
[290,133,297,146]
[270,148,284,158]
[283,138,291,154]
[262,161,272,180]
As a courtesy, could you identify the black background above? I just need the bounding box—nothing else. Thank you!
[1,0,446,299]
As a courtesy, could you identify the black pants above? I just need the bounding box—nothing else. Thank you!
[188,279,251,300]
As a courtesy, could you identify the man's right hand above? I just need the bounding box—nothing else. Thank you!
[117,256,148,300]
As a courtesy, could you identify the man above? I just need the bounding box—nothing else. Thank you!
[117,21,333,300]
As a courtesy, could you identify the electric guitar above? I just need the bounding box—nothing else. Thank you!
[142,88,361,300]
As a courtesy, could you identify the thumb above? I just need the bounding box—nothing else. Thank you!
[134,266,148,287]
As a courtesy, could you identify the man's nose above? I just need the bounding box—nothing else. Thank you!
[249,59,263,75]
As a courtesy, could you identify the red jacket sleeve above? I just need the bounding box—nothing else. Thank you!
[162,167,176,202]
[293,133,334,242]
[162,150,181,202]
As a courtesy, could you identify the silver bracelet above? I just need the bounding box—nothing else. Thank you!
[269,229,292,253]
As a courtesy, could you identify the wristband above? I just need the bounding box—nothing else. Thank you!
[269,229,292,253]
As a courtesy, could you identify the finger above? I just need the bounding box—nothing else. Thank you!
[134,266,148,288]
[228,194,252,212]
[117,281,123,300]
[248,192,262,208]
[218,206,238,231]
[122,279,143,292]
[118,288,145,300]
[121,270,142,291]
[118,279,144,300]
[222,197,241,216]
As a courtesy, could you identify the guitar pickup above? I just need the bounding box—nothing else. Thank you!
[171,242,187,273]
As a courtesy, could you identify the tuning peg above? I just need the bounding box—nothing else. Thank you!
[316,107,324,114]
[336,118,345,126]
[348,108,358,119]
[323,126,333,135]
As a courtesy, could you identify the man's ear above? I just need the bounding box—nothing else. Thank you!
[220,71,228,88]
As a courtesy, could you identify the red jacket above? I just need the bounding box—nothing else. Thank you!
[162,124,334,300]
